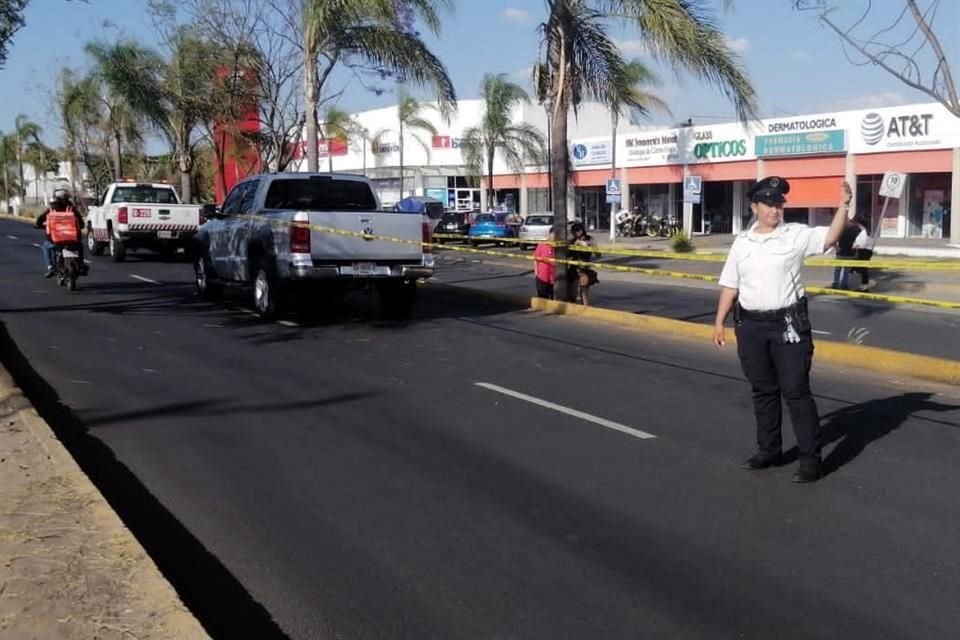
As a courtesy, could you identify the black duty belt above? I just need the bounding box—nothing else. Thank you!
[738,298,807,322]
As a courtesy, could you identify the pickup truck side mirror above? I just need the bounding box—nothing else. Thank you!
[201,203,220,220]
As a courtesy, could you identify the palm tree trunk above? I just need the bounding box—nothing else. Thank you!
[551,103,570,301]
[180,170,192,203]
[487,148,495,210]
[113,130,123,180]
[399,119,405,198]
[304,52,319,173]
[16,134,24,199]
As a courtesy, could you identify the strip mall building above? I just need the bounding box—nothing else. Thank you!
[292,100,958,244]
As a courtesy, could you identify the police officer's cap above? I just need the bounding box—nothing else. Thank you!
[747,176,790,204]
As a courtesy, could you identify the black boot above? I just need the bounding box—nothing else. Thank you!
[740,451,782,470]
[792,457,823,483]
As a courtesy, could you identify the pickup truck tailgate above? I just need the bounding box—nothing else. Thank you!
[125,204,200,230]
[308,212,423,262]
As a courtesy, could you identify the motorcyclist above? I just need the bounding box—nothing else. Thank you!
[35,188,87,278]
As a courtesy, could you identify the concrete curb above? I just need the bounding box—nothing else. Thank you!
[434,282,960,387]
[0,365,212,639]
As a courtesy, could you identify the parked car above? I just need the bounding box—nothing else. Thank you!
[434,210,471,243]
[519,214,554,249]
[467,213,517,247]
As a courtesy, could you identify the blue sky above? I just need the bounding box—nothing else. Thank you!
[1,0,957,145]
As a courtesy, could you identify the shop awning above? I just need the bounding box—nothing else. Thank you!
[784,176,845,208]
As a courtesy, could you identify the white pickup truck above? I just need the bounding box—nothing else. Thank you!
[191,172,434,320]
[87,181,202,261]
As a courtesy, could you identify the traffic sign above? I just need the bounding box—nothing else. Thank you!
[683,175,702,195]
[606,179,622,196]
[879,171,906,199]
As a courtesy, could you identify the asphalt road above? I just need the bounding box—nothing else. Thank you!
[2,218,960,640]
[433,247,960,360]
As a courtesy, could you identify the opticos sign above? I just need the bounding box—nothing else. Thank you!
[693,139,747,160]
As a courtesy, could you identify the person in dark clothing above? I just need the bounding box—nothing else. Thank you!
[35,188,87,278]
[850,213,874,291]
[713,176,853,484]
[831,218,860,289]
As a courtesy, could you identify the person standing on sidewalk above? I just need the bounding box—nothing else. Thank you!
[851,213,875,291]
[712,176,853,483]
[533,226,557,299]
[831,217,860,289]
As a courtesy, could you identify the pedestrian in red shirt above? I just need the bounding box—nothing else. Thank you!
[533,226,557,299]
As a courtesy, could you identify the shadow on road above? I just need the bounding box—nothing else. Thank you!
[819,392,960,475]
[0,320,292,640]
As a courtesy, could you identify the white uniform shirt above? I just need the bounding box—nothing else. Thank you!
[718,222,830,311]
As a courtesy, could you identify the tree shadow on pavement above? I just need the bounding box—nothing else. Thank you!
[819,392,960,476]
[0,320,292,640]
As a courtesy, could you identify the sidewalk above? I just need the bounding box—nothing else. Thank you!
[0,365,210,640]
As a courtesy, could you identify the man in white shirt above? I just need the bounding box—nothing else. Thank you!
[713,176,852,483]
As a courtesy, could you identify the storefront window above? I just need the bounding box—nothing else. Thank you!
[527,188,550,214]
[629,184,671,217]
[907,173,951,239]
[857,175,901,238]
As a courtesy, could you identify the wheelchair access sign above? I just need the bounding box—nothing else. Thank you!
[683,175,702,204]
[606,178,622,204]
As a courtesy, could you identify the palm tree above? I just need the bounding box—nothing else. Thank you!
[533,0,756,300]
[319,107,355,172]
[0,131,19,206]
[301,0,457,172]
[23,141,58,204]
[84,42,151,180]
[377,94,439,198]
[459,74,546,211]
[13,114,41,199]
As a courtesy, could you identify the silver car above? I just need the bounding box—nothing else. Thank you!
[519,214,554,250]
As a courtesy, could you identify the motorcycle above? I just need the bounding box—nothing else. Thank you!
[52,242,84,291]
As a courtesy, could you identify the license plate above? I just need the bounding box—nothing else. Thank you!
[353,261,375,276]
[157,230,174,239]
[446,224,457,230]
[62,249,79,258]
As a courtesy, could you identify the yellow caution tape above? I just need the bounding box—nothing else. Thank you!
[250,215,960,309]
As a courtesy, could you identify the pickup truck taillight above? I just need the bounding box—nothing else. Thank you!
[289,222,311,253]
[422,221,432,254]
[117,206,128,225]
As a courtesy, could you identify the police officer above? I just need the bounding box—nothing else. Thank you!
[713,176,852,483]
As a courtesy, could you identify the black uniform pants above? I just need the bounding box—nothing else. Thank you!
[735,317,821,459]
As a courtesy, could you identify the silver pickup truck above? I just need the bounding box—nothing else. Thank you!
[192,173,434,320]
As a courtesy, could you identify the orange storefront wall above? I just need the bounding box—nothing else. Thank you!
[854,149,952,174]
[625,166,683,184]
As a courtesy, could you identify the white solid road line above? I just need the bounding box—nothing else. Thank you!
[278,320,300,327]
[7,234,18,240]
[812,329,832,336]
[31,242,42,248]
[130,274,162,285]
[475,382,656,440]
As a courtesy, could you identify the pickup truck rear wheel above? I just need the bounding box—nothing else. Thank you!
[379,280,416,320]
[87,226,106,256]
[109,233,126,262]
[194,256,222,299]
[253,261,284,321]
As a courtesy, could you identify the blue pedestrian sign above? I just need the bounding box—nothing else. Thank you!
[606,179,622,197]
